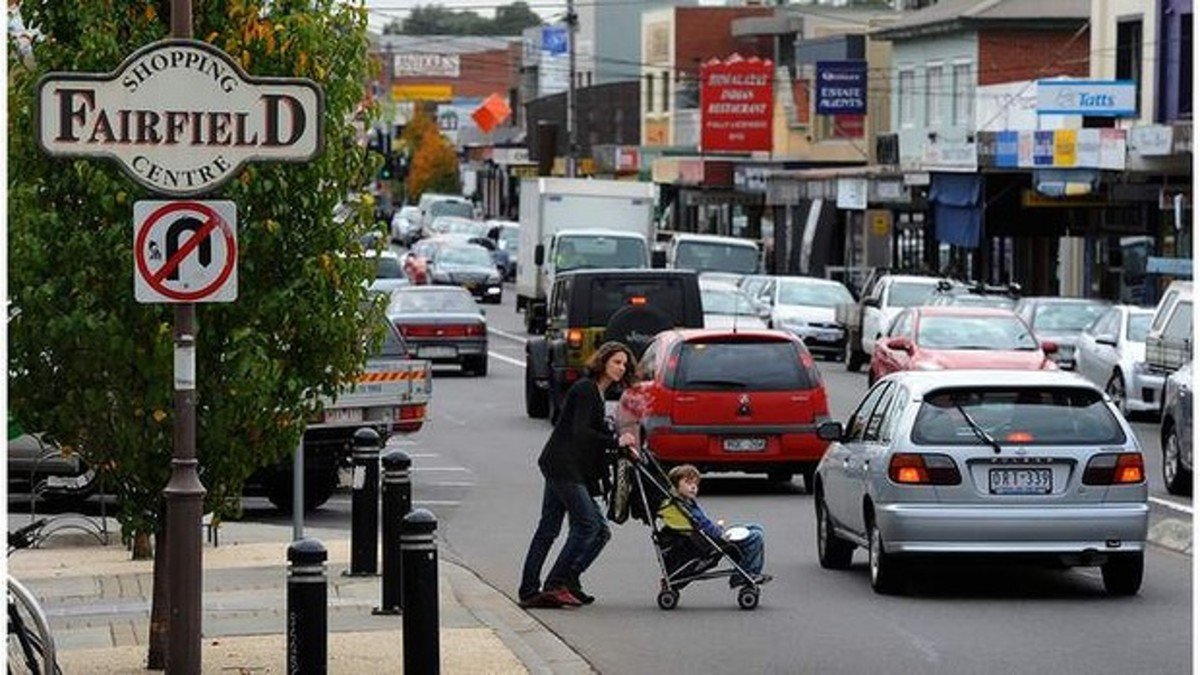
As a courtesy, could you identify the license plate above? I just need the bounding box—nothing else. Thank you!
[989,468,1052,495]
[325,408,363,424]
[723,438,766,452]
[813,330,841,342]
[420,346,457,359]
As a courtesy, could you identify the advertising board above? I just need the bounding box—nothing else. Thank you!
[699,54,774,153]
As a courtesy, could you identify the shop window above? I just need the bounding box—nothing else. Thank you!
[899,70,915,127]
[926,65,943,126]
[1116,19,1142,114]
[1181,14,1193,118]
[645,73,655,113]
[951,63,972,126]
[662,71,670,112]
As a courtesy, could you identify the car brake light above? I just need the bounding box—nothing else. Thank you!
[630,296,647,305]
[567,329,583,348]
[1083,453,1144,485]
[396,404,425,421]
[466,323,485,337]
[1004,431,1034,443]
[888,453,961,485]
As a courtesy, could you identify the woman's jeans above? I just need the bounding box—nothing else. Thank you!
[519,477,611,599]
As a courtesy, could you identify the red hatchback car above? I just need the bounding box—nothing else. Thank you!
[618,328,831,489]
[867,306,1058,385]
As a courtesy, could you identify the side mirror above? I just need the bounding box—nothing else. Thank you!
[1095,335,1117,347]
[863,296,881,309]
[1041,340,1059,355]
[886,336,914,354]
[534,243,545,267]
[816,420,844,442]
[651,250,667,268]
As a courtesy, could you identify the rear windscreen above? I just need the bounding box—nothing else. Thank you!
[675,341,812,391]
[912,387,1125,446]
[586,277,689,325]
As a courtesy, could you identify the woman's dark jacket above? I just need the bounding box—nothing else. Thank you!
[538,378,613,494]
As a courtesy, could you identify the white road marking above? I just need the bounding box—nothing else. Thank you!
[1149,496,1193,515]
[489,327,527,343]
[490,351,524,368]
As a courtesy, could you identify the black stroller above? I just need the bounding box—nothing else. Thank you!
[607,448,765,611]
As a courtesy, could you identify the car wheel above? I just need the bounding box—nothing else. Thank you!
[868,516,904,594]
[524,365,549,419]
[1163,424,1192,496]
[845,340,864,373]
[1106,372,1128,417]
[1101,552,1144,596]
[816,493,854,570]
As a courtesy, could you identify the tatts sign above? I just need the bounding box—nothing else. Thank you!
[700,54,773,153]
[38,39,323,197]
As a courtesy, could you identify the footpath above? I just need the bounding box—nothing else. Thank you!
[8,516,593,674]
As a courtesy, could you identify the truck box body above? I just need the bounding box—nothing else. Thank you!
[516,178,657,309]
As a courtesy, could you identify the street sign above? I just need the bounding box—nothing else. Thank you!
[38,39,323,196]
[134,200,237,303]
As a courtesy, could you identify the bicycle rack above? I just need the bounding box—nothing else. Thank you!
[24,436,111,546]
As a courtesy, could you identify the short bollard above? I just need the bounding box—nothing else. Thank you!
[402,509,439,675]
[286,538,327,675]
[374,450,412,615]
[347,427,381,576]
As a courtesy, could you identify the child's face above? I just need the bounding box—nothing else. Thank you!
[676,476,699,499]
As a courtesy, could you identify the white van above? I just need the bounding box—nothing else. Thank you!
[1145,280,1193,375]
[667,233,760,275]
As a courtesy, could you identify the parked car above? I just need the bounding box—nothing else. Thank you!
[699,279,767,329]
[427,244,504,304]
[390,205,422,246]
[386,286,489,376]
[1014,296,1111,370]
[868,307,1058,385]
[1144,280,1192,376]
[1074,305,1161,418]
[813,370,1148,596]
[1160,361,1192,496]
[927,280,1021,310]
[621,328,830,489]
[760,276,855,361]
[837,273,954,371]
[487,220,520,280]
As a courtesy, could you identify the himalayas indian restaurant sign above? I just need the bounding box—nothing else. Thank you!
[699,54,773,153]
[38,39,324,197]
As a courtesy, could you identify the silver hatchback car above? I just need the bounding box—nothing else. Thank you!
[813,370,1148,596]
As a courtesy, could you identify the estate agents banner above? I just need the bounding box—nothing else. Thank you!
[700,54,774,153]
[815,60,867,115]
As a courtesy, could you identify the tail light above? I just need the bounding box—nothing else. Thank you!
[888,453,962,485]
[396,404,425,421]
[398,324,483,338]
[567,329,583,349]
[1082,453,1145,485]
[465,323,485,337]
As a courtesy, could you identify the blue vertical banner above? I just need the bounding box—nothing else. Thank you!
[815,60,867,115]
[541,26,568,56]
[1033,130,1055,166]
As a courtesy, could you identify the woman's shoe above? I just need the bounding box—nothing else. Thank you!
[518,591,564,609]
[567,584,595,605]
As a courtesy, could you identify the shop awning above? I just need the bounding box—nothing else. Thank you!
[930,173,983,248]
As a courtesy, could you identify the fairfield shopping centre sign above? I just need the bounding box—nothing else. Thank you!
[38,39,323,196]
[700,54,773,153]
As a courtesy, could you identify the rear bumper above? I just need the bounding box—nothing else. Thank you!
[876,502,1149,555]
[1128,369,1166,412]
[406,338,487,361]
[647,424,828,469]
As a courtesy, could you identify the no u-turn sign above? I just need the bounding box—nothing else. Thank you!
[134,200,237,303]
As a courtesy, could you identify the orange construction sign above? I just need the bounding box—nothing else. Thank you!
[472,93,512,134]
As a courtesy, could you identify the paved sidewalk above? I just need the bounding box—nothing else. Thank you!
[8,517,593,674]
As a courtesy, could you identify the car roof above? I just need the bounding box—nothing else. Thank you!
[912,306,1019,317]
[558,228,646,238]
[560,268,699,280]
[699,279,743,290]
[671,233,758,247]
[885,274,947,285]
[774,275,846,288]
[669,328,797,342]
[881,369,1099,395]
[1019,296,1109,304]
[394,284,470,294]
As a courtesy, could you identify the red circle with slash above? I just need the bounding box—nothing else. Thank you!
[135,201,237,301]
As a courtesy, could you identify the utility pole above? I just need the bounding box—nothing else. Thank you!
[565,0,578,178]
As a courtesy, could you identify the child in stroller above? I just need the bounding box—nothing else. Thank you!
[636,462,771,610]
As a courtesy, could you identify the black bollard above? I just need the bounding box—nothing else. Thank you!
[347,427,381,576]
[401,509,439,675]
[373,449,412,615]
[286,538,327,675]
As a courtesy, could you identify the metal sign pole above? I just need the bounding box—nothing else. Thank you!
[293,436,305,541]
[163,3,205,674]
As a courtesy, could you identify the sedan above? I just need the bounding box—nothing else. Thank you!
[1074,305,1161,417]
[699,280,767,329]
[868,307,1057,385]
[1014,297,1111,370]
[813,370,1148,596]
[390,205,422,246]
[386,286,489,376]
[428,244,504,303]
[762,276,855,361]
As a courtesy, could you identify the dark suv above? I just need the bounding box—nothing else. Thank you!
[525,269,705,421]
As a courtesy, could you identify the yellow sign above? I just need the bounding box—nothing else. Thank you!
[645,120,669,147]
[1021,190,1107,208]
[392,84,453,102]
[1053,129,1077,167]
[871,212,890,237]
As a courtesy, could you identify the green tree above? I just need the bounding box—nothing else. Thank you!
[8,1,382,663]
[493,2,543,35]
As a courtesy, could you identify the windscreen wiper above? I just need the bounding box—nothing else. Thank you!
[952,402,1004,454]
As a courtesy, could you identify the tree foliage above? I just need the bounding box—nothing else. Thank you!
[383,2,542,36]
[7,0,384,540]
[403,110,462,202]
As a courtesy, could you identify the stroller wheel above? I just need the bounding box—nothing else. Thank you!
[656,589,680,611]
[737,587,760,610]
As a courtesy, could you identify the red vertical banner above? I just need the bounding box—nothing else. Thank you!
[700,54,774,153]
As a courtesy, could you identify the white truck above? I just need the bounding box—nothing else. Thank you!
[253,320,433,511]
[516,178,657,333]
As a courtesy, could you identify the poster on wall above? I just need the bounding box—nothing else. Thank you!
[699,53,774,153]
